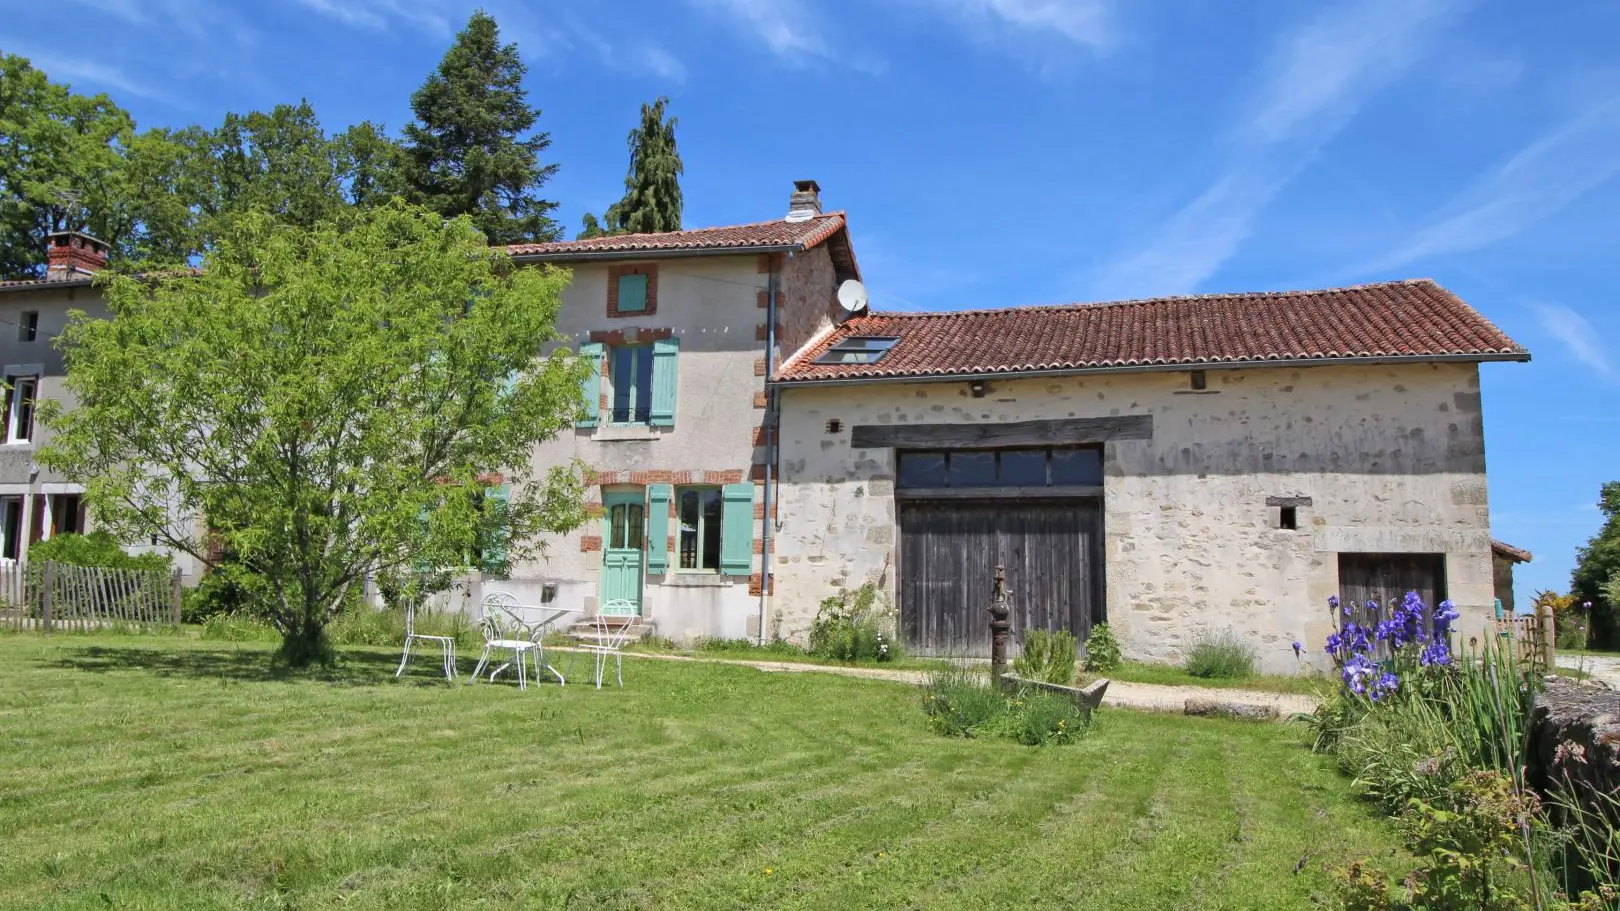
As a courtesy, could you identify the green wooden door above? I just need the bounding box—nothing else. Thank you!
[602,491,645,614]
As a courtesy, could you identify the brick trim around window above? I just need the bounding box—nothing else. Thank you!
[607,263,658,318]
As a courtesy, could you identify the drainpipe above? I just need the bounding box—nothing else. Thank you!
[758,266,782,645]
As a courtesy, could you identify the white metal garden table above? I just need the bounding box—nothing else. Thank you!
[482,595,583,686]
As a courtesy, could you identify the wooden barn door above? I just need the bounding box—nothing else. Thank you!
[899,498,1101,657]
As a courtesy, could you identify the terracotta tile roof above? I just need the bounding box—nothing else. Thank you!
[1491,539,1533,563]
[0,272,97,291]
[775,279,1528,383]
[507,213,848,259]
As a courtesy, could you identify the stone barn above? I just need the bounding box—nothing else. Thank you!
[767,280,1529,674]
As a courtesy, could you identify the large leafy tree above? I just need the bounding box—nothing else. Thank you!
[119,104,403,264]
[0,53,134,278]
[1572,481,1620,648]
[578,96,682,239]
[39,202,589,665]
[400,11,559,244]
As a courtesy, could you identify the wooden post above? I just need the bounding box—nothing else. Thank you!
[40,559,55,634]
[1537,597,1556,672]
[170,568,183,626]
[988,564,1010,689]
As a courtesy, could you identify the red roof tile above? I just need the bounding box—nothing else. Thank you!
[508,213,848,259]
[776,279,1528,383]
[1491,539,1533,563]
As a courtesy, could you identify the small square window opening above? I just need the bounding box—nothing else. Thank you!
[825,418,842,434]
[815,336,899,365]
[1190,370,1207,391]
[1279,505,1298,530]
[18,312,38,343]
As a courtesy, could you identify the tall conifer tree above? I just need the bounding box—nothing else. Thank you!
[579,96,682,239]
[400,11,559,243]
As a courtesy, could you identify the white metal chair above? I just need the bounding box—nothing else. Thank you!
[470,591,542,690]
[578,599,638,689]
[394,599,458,683]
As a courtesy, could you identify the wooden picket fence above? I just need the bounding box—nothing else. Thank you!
[0,560,181,632]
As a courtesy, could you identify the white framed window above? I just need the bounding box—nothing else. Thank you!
[676,486,723,572]
[5,376,37,444]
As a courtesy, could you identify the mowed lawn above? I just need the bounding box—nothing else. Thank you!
[0,635,1402,910]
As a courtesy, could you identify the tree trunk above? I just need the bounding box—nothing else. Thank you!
[276,615,333,667]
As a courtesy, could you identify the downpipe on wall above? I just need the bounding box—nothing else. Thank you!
[758,263,782,645]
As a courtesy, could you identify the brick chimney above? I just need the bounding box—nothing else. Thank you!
[785,180,822,222]
[45,231,109,280]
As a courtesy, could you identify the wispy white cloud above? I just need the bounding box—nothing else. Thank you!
[689,0,828,62]
[1532,302,1617,382]
[1366,98,1620,271]
[286,0,457,36]
[928,0,1116,53]
[1091,0,1465,300]
[17,50,184,106]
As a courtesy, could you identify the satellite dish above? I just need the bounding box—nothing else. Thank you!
[836,279,869,313]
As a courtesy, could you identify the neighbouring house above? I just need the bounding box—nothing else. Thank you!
[768,281,1530,673]
[1491,539,1533,615]
[0,233,112,566]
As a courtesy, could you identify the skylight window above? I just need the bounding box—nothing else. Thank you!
[815,336,899,365]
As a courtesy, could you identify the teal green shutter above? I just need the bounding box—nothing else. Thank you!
[577,342,605,428]
[482,484,510,575]
[617,273,648,312]
[719,482,754,575]
[650,337,679,427]
[646,484,671,573]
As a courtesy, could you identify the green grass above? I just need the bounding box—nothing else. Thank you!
[0,634,1401,910]
[1083,661,1326,696]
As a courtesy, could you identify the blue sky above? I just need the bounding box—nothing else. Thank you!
[3,0,1617,606]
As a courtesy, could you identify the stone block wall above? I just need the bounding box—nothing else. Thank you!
[772,361,1500,674]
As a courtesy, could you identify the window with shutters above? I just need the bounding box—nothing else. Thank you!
[676,486,723,571]
[609,345,655,424]
[607,264,657,317]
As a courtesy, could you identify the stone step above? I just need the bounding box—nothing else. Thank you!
[564,619,654,646]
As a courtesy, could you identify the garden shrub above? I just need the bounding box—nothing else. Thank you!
[1327,770,1604,911]
[808,583,898,663]
[181,563,278,624]
[1184,630,1256,679]
[1013,628,1077,684]
[28,531,173,572]
[921,666,1092,745]
[1308,591,1620,909]
[1082,622,1122,672]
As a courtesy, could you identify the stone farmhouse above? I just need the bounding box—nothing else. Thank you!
[0,182,1532,672]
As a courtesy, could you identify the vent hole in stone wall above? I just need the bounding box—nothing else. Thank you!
[1190,370,1207,391]
[826,419,842,434]
[1279,505,1298,530]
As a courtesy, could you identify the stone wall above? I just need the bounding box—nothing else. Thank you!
[772,361,1500,674]
[1526,678,1620,853]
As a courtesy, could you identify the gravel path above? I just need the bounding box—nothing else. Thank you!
[1557,654,1620,689]
[567,649,1319,719]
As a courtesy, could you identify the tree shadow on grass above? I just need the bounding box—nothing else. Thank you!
[42,643,464,688]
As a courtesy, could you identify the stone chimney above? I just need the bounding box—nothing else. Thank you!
[785,180,822,222]
[45,230,109,280]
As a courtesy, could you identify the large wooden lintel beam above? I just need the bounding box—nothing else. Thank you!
[849,415,1152,450]
[1264,496,1314,508]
